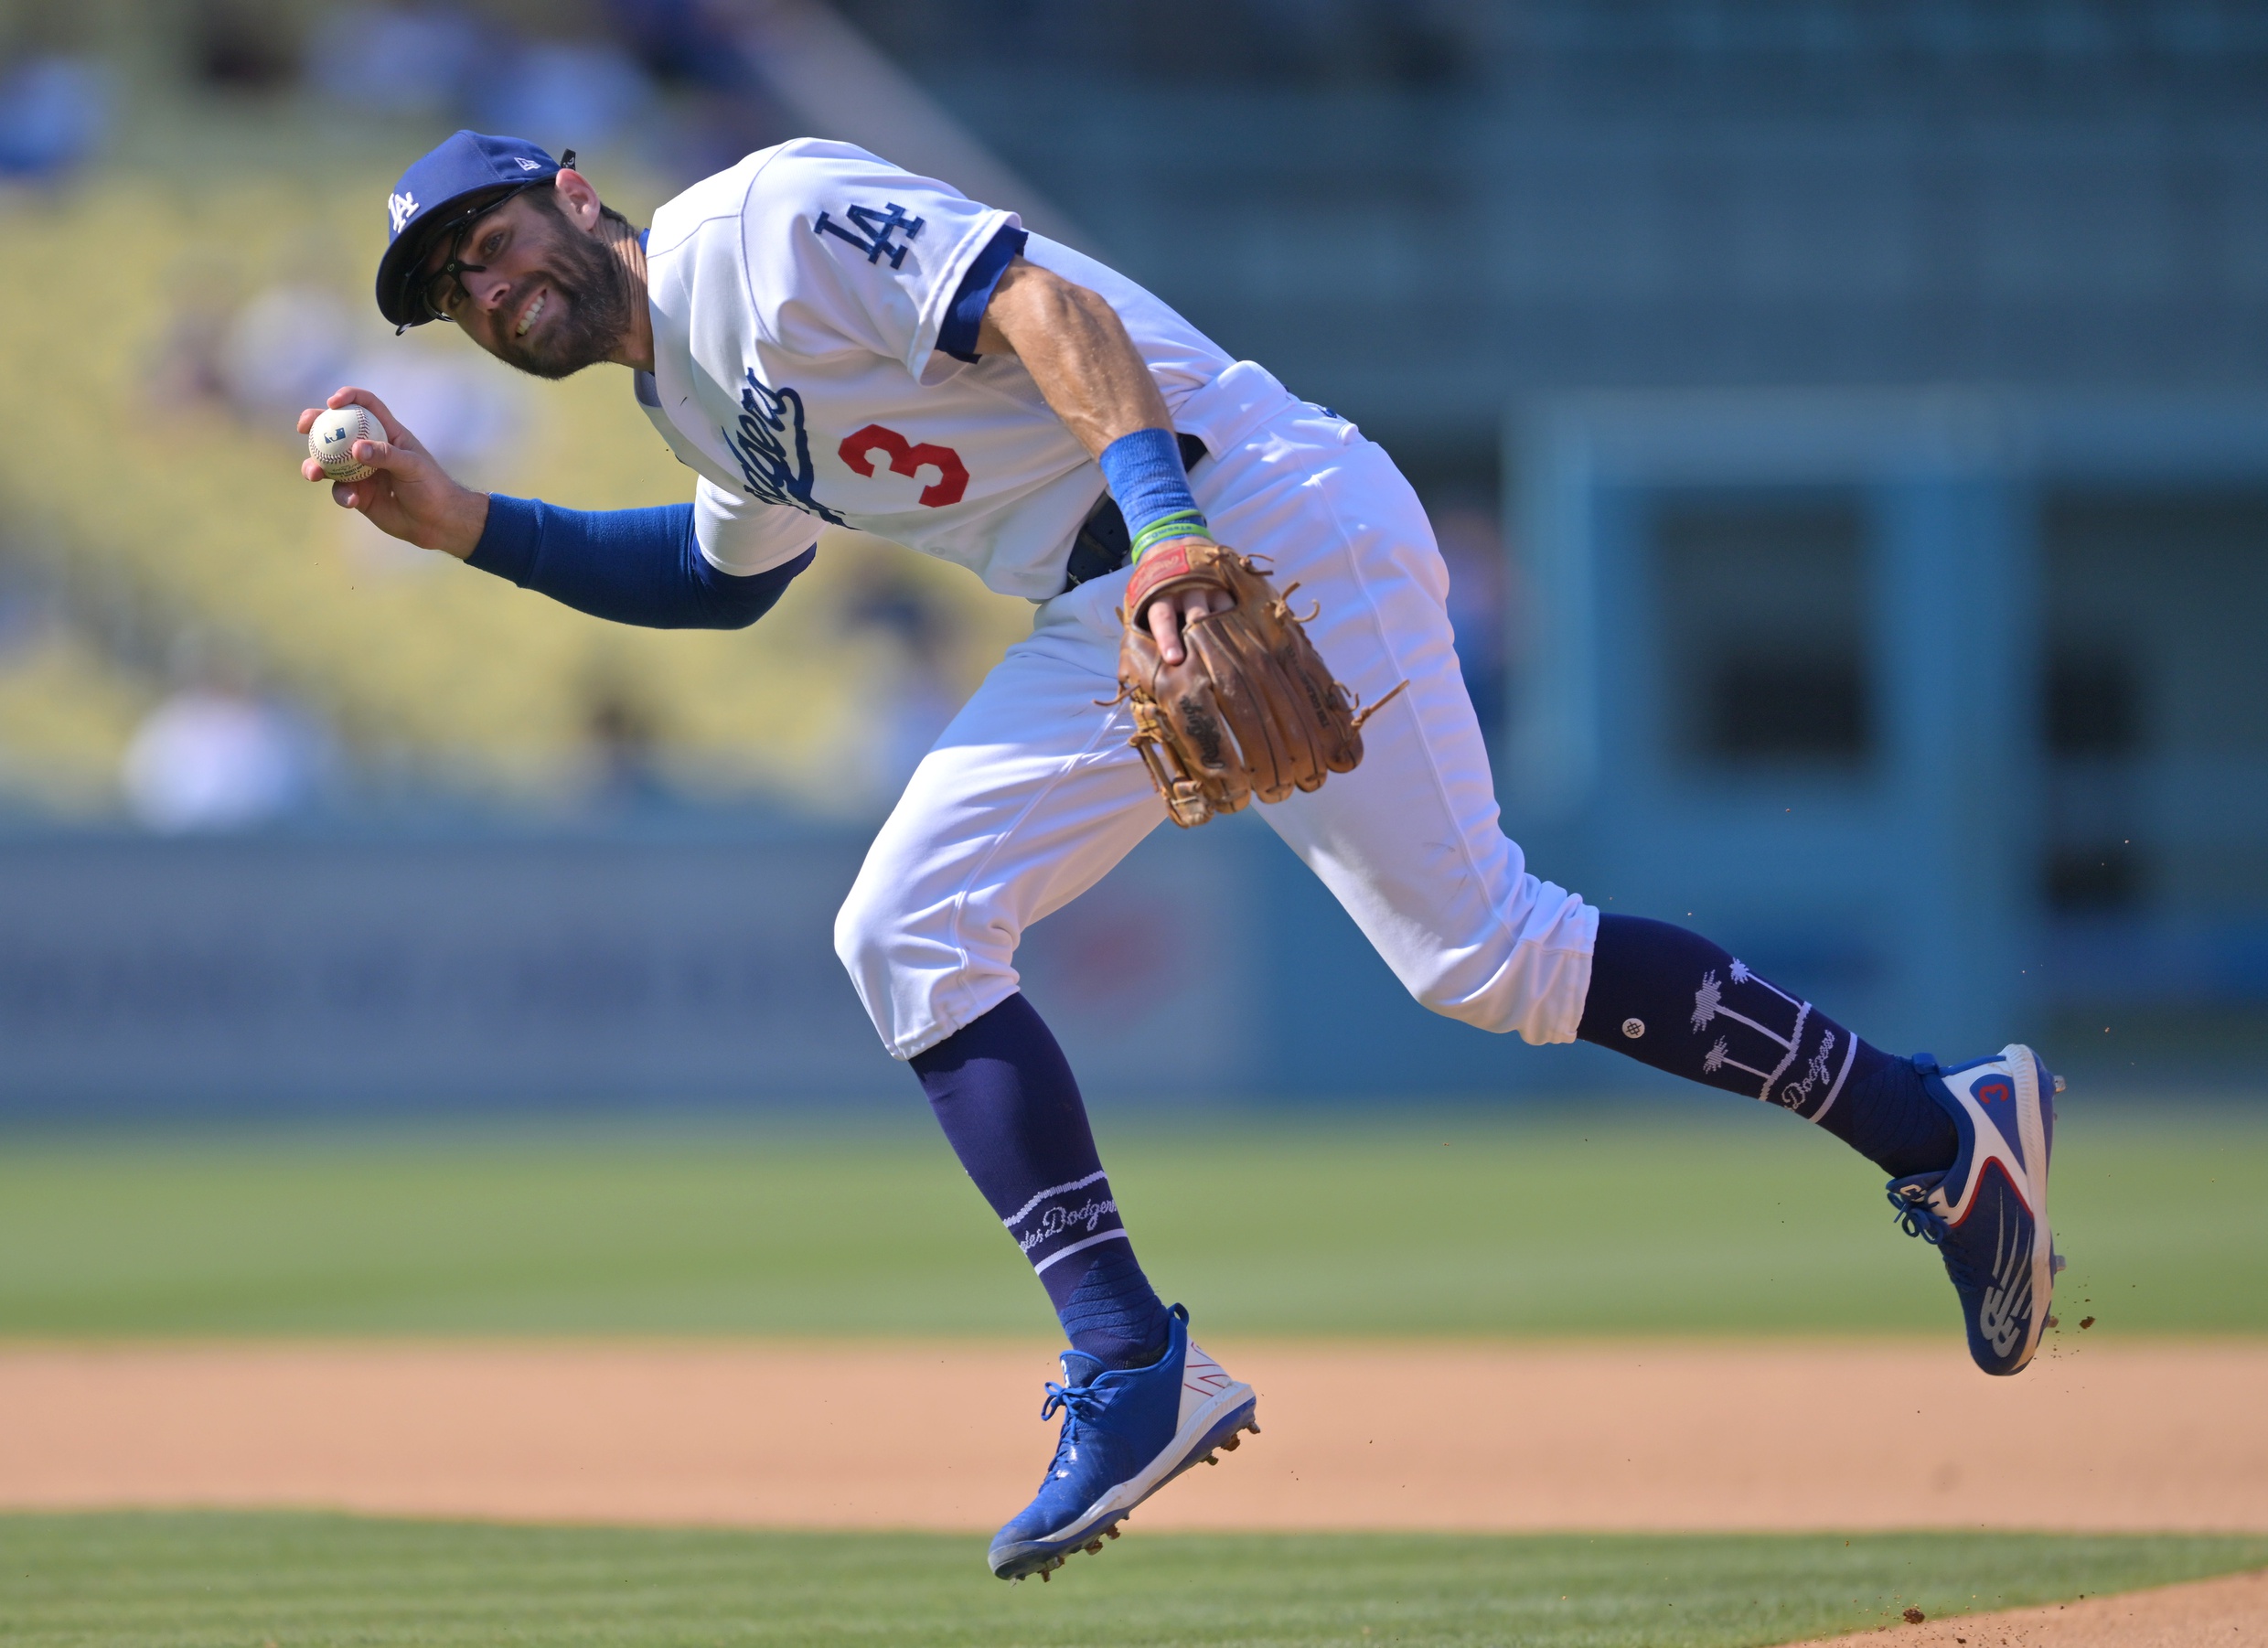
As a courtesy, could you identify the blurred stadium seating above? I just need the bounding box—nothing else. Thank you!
[0,624,151,813]
[0,66,1030,818]
[5,0,2268,1103]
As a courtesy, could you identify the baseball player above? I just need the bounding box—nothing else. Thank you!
[307,130,2061,1581]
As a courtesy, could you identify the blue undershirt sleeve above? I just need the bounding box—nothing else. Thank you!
[936,223,1030,363]
[466,495,815,630]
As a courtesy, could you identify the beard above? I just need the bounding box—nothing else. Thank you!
[492,220,636,380]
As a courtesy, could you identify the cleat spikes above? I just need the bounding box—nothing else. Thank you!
[1105,1525,1121,1539]
[1219,1434,1240,1451]
[1204,1451,1219,1465]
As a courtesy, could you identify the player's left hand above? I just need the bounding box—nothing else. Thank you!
[1139,537,1235,665]
[1118,537,1399,829]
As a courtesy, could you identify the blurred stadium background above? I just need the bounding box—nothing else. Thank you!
[2,0,2267,1114]
[5,7,2268,1643]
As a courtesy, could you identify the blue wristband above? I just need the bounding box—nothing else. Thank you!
[1097,427,1206,562]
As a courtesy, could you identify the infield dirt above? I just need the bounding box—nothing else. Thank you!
[1780,1567,2268,1646]
[3,1339,2263,1535]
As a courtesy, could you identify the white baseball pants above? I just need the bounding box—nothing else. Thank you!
[835,366,1599,1060]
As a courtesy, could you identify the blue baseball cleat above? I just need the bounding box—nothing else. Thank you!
[988,1303,1257,1581]
[1887,1043,2065,1376]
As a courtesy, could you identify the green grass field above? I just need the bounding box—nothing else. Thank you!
[0,1103,2261,1338]
[3,1515,2263,1648]
[5,1107,2262,1646]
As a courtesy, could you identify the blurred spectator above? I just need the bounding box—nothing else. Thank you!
[331,338,524,578]
[608,0,793,177]
[472,38,653,150]
[610,0,752,92]
[0,56,109,182]
[194,0,304,91]
[659,88,795,185]
[1432,506,1508,747]
[0,550,48,656]
[337,343,523,476]
[155,258,246,408]
[841,561,963,805]
[215,275,524,470]
[307,5,486,118]
[583,683,667,807]
[219,284,354,425]
[123,647,325,833]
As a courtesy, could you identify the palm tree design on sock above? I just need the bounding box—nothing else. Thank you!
[1692,960,1814,1107]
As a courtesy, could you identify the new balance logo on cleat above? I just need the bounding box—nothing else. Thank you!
[1182,1343,1237,1403]
[1976,1203,2032,1359]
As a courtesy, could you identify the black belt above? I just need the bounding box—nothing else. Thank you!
[1060,432,1210,594]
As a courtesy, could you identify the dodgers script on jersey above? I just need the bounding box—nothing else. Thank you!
[637,139,1236,595]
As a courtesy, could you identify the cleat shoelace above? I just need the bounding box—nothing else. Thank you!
[1888,1185,1987,1293]
[1034,1375,1109,1485]
[1888,1185,1947,1245]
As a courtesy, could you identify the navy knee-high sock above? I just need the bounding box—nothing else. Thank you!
[910,993,1173,1370]
[1575,914,1957,1179]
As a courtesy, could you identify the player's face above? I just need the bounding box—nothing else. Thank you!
[420,193,634,380]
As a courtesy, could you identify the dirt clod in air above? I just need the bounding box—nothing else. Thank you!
[2080,1316,2096,1329]
[1902,1605,1926,1623]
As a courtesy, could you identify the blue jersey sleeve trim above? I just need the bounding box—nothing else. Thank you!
[936,223,1030,363]
[467,494,815,630]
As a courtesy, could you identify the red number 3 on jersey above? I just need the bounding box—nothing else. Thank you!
[838,423,969,508]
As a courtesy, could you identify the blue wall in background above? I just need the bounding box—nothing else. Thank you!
[1506,388,2268,1067]
[0,813,1622,1118]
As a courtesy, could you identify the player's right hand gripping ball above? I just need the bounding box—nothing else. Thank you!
[1116,540,1404,828]
[308,404,380,481]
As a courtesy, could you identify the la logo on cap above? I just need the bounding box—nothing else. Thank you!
[388,189,419,235]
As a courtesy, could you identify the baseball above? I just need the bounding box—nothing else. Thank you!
[308,403,381,481]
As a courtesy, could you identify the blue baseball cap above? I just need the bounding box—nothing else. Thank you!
[375,130,574,328]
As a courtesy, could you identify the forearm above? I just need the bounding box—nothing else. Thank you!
[977,260,1211,574]
[467,497,813,629]
[976,262,1171,459]
[428,487,490,559]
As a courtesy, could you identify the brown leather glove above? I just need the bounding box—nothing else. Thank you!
[1116,539,1404,828]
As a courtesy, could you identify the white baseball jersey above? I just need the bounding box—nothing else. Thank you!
[637,139,1234,597]
[624,139,1599,1061]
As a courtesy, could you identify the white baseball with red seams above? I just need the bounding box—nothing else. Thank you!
[308,403,380,482]
[632,137,1600,1059]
